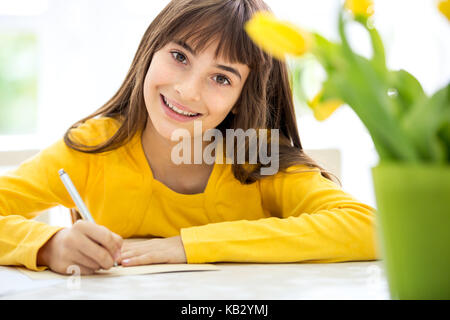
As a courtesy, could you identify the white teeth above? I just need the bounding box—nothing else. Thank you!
[163,96,199,117]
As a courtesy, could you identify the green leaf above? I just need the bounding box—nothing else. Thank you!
[356,18,387,76]
[438,122,450,162]
[312,33,349,75]
[402,83,450,163]
[321,68,416,162]
[388,69,427,119]
[315,10,419,162]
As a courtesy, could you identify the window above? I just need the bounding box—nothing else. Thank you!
[0,32,38,134]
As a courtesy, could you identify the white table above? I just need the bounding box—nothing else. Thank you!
[1,261,390,300]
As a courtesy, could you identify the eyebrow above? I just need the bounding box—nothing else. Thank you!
[174,40,242,80]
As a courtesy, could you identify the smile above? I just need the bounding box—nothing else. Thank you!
[161,95,201,117]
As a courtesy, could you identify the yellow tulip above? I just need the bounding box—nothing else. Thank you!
[244,11,311,60]
[309,91,344,121]
[344,0,374,18]
[438,0,450,21]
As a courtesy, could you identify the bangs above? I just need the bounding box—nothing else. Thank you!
[161,1,268,68]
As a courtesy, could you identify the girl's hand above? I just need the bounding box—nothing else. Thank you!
[37,220,123,275]
[119,236,187,266]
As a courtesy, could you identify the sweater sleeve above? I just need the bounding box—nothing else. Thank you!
[180,165,378,264]
[0,138,93,270]
[0,117,113,270]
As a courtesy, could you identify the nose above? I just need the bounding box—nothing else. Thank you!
[174,73,202,103]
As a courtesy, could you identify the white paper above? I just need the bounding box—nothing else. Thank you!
[0,266,64,297]
[18,263,220,280]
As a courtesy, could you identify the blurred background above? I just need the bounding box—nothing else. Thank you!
[1,0,449,209]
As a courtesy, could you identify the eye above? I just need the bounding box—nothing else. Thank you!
[170,50,231,86]
[213,75,231,86]
[170,51,187,64]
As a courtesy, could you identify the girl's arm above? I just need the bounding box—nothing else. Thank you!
[0,117,121,272]
[0,139,88,270]
[180,165,378,264]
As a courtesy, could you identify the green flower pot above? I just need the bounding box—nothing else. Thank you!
[372,164,450,300]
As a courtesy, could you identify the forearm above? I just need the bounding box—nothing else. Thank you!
[180,207,378,264]
[0,215,63,270]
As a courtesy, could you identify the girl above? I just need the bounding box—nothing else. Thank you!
[0,0,377,275]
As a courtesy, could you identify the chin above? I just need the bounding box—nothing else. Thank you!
[151,118,191,142]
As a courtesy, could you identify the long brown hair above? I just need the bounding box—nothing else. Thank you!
[64,0,337,184]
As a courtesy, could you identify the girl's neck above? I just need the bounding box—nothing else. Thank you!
[140,118,215,194]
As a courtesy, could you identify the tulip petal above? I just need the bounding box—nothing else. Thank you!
[344,0,374,18]
[313,100,343,121]
[438,0,450,21]
[308,91,343,121]
[245,12,310,60]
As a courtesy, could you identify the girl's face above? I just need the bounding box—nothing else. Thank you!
[143,38,250,140]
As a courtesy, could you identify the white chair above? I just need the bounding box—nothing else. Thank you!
[0,149,41,167]
[305,149,342,183]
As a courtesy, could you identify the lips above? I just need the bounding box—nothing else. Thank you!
[160,94,202,115]
[159,94,203,123]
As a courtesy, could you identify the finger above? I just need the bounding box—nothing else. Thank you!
[110,231,123,252]
[77,234,115,270]
[77,221,122,258]
[119,249,142,263]
[121,253,168,267]
[73,249,102,270]
[74,221,122,260]
[65,263,95,276]
[119,242,157,262]
[112,232,123,256]
[78,266,95,275]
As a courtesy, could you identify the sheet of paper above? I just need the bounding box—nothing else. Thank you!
[18,263,220,280]
[0,266,64,297]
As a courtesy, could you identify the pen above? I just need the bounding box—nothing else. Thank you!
[58,169,95,222]
[58,169,118,267]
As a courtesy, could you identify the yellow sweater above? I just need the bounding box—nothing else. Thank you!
[0,117,377,271]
